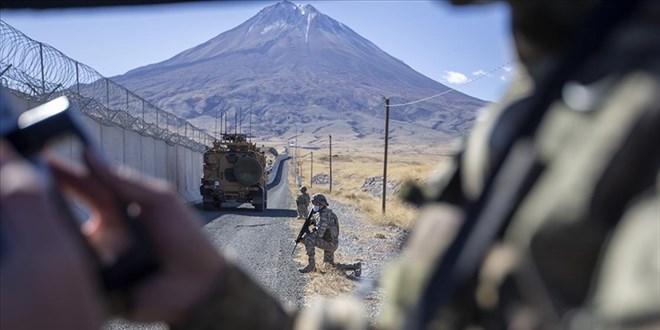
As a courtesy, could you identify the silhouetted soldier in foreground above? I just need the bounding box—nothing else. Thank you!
[1,0,658,329]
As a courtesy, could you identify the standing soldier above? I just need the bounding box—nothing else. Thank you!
[295,186,310,219]
[298,194,361,276]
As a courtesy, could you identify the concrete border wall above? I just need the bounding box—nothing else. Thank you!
[95,116,202,203]
[154,140,168,181]
[101,125,125,166]
[141,136,156,178]
[5,92,202,204]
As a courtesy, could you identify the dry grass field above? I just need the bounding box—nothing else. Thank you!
[289,137,458,229]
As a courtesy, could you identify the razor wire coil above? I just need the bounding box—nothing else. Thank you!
[0,20,214,151]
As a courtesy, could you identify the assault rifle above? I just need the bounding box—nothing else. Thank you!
[291,209,317,255]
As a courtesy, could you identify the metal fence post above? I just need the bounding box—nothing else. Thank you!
[39,42,45,94]
[75,62,80,95]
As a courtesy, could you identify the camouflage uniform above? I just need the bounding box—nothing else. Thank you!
[296,189,310,219]
[298,194,362,274]
[173,1,660,329]
[303,207,339,265]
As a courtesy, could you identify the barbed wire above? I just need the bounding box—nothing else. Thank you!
[0,20,215,151]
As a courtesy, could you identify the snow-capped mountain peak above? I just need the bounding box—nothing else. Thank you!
[247,1,322,40]
[113,1,486,141]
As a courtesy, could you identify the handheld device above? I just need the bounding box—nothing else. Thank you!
[1,94,160,313]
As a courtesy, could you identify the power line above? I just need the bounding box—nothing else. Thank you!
[389,60,515,107]
[388,88,456,108]
[205,60,513,122]
[200,60,514,119]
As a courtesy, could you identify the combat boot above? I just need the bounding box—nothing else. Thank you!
[323,252,335,265]
[353,262,362,277]
[298,257,316,273]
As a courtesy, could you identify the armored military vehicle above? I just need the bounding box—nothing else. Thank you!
[200,133,268,211]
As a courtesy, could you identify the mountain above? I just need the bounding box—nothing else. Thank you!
[111,1,487,146]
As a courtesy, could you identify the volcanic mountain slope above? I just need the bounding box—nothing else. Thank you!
[111,1,487,145]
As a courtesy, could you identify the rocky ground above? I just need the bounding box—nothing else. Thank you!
[360,176,402,198]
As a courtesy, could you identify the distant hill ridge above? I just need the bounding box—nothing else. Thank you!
[112,1,487,144]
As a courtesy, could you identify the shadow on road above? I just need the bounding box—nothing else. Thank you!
[192,203,298,225]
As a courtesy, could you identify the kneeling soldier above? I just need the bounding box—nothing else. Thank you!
[299,194,361,276]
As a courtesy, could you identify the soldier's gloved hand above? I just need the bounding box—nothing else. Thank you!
[0,141,104,330]
[48,148,224,324]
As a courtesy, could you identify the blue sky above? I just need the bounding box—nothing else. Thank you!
[1,0,516,101]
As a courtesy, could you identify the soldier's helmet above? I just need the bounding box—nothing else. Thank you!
[300,186,307,192]
[311,193,329,206]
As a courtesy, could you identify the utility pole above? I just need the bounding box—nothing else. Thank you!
[382,97,390,214]
[215,108,219,140]
[329,134,333,193]
[295,131,298,172]
[299,152,314,188]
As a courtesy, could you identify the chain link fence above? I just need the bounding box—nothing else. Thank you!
[0,20,214,151]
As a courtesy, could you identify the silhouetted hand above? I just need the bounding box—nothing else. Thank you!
[48,148,224,324]
[0,141,104,330]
